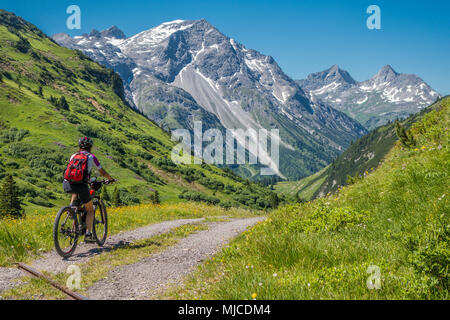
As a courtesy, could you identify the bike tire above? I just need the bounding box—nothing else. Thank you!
[93,199,108,246]
[53,206,79,258]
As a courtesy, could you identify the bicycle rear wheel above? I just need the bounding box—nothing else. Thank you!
[93,199,108,246]
[53,206,79,258]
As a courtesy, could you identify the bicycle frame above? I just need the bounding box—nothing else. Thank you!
[70,185,103,235]
[70,199,87,236]
[54,179,113,258]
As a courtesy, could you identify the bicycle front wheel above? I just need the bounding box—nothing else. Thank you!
[53,206,79,258]
[93,199,108,246]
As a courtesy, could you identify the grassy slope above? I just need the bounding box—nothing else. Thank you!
[0,10,275,212]
[274,165,329,201]
[164,97,449,300]
[275,99,442,200]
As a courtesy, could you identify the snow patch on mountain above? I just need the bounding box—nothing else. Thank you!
[297,65,440,129]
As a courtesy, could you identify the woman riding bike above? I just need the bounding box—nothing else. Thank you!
[63,137,115,243]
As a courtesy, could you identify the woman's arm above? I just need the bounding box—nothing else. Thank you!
[98,168,114,181]
[91,154,114,181]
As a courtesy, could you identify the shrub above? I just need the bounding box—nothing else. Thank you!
[120,188,140,206]
[288,202,370,234]
[5,161,20,169]
[78,124,98,138]
[5,143,66,182]
[0,127,29,143]
[346,174,363,186]
[66,113,81,124]
[409,221,450,292]
[100,186,110,203]
[111,186,121,207]
[150,190,160,205]
[268,193,279,209]
[49,96,69,110]
[14,35,31,53]
[136,150,153,160]
[395,120,416,148]
[28,196,54,208]
[97,132,124,154]
[178,191,220,205]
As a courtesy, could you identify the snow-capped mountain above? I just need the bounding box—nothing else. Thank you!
[297,65,440,129]
[53,25,224,135]
[53,20,367,179]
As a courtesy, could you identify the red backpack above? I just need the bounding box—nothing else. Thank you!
[64,152,89,184]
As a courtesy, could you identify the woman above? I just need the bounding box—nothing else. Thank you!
[63,137,115,243]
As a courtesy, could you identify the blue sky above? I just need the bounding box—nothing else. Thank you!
[1,0,449,94]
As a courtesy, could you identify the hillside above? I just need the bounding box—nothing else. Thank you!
[274,165,329,201]
[166,96,449,300]
[276,97,445,200]
[0,10,276,212]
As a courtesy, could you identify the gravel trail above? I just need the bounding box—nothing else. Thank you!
[0,218,204,294]
[87,216,265,300]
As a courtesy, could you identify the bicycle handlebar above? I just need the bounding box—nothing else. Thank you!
[90,179,117,186]
[101,179,116,185]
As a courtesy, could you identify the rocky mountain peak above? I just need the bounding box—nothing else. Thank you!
[372,64,399,83]
[89,29,101,38]
[325,65,357,85]
[100,26,126,39]
[296,65,356,92]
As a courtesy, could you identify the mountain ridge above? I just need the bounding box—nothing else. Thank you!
[297,64,440,129]
[53,21,367,180]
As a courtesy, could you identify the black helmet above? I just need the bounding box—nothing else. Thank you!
[78,137,93,150]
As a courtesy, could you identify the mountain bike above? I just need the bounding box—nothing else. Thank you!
[53,179,115,258]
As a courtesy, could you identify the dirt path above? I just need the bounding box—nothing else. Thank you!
[87,217,265,300]
[0,218,204,294]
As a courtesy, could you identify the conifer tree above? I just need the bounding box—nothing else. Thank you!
[268,192,279,209]
[0,175,24,218]
[58,96,69,110]
[295,191,306,204]
[151,190,160,205]
[395,120,416,148]
[111,186,121,207]
[100,186,110,203]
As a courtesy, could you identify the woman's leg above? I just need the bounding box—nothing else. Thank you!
[84,200,94,233]
[70,193,77,205]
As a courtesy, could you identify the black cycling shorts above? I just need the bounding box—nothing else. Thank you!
[63,180,92,204]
